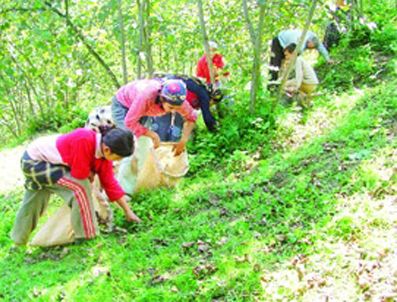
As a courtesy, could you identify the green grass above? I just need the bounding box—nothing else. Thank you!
[0,79,395,301]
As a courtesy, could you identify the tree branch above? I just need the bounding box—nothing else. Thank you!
[242,0,257,45]
[44,1,121,88]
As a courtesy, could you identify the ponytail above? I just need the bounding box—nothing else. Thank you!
[102,128,134,157]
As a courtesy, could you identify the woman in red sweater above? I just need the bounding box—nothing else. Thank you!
[11,127,140,246]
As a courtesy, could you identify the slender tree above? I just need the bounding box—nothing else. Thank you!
[197,0,215,84]
[276,0,318,101]
[45,1,121,88]
[118,0,128,84]
[137,0,144,78]
[137,0,153,78]
[242,0,267,113]
[144,0,154,76]
[197,0,225,117]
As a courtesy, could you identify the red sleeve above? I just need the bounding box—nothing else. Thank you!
[196,56,209,81]
[213,54,225,69]
[69,138,94,180]
[96,160,125,201]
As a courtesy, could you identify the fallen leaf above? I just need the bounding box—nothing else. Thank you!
[276,234,287,243]
[32,287,41,297]
[216,237,228,245]
[197,240,211,253]
[92,266,110,278]
[219,208,228,217]
[305,273,326,288]
[153,238,168,246]
[150,273,170,285]
[193,263,217,279]
[235,254,250,263]
[182,241,195,249]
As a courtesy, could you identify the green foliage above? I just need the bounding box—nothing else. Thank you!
[189,98,274,174]
[370,24,397,54]
[0,0,396,300]
[1,75,396,300]
[27,105,88,135]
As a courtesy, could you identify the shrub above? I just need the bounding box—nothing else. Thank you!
[27,104,88,135]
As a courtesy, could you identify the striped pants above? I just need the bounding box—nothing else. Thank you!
[11,172,98,245]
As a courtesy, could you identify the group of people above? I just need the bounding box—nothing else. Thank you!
[11,22,339,246]
[11,42,229,246]
[269,28,333,107]
[269,1,351,106]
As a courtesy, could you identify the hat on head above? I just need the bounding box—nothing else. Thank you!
[160,79,187,106]
[308,35,320,48]
[209,41,218,50]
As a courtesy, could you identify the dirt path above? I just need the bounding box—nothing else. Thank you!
[0,146,25,194]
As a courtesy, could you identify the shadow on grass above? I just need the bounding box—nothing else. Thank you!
[0,83,395,300]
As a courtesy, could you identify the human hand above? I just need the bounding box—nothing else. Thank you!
[172,140,186,156]
[125,209,141,223]
[146,131,160,149]
[286,87,297,94]
[88,171,95,183]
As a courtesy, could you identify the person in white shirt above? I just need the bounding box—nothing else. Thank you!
[283,43,319,107]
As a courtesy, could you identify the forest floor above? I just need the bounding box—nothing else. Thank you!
[1,29,397,301]
[0,145,25,194]
[0,80,396,301]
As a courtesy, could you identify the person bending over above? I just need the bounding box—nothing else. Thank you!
[11,127,141,246]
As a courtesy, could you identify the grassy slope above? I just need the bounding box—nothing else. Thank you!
[1,21,396,302]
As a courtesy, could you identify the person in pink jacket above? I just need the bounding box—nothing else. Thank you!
[111,79,197,155]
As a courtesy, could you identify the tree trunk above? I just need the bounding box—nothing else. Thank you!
[249,2,266,113]
[242,0,256,45]
[137,0,144,78]
[23,82,36,115]
[197,0,224,117]
[197,0,215,84]
[8,95,22,136]
[277,0,318,100]
[7,52,45,116]
[8,40,50,109]
[118,0,128,84]
[144,0,154,76]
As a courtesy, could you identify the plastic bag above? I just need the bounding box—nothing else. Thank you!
[30,204,75,247]
[117,137,189,195]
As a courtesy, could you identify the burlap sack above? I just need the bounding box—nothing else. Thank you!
[30,204,75,247]
[118,137,189,195]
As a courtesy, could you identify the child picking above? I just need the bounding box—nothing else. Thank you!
[11,127,141,246]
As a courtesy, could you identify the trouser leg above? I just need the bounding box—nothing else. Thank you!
[11,189,51,245]
[299,83,317,107]
[53,175,98,240]
[111,96,129,130]
[269,37,285,83]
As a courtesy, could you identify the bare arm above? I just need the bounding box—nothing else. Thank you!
[115,196,141,223]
